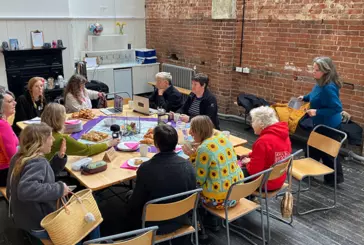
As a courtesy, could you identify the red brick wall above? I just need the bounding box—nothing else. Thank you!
[146,0,364,124]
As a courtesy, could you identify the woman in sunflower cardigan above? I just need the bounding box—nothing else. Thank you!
[183,116,244,209]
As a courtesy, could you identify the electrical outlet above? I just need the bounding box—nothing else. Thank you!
[243,67,250,73]
[236,67,243,72]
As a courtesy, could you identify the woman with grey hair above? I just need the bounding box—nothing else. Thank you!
[0,90,18,186]
[298,57,344,185]
[149,72,183,112]
[240,106,292,191]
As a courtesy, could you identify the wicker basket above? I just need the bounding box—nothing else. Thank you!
[41,189,103,245]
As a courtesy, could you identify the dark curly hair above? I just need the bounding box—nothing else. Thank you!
[64,74,88,105]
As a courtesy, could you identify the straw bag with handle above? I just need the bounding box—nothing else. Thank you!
[281,164,293,218]
[41,189,103,245]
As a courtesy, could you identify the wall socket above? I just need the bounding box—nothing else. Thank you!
[235,67,243,72]
[243,67,250,73]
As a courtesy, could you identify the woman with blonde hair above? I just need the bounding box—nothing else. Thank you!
[41,103,119,161]
[64,74,103,113]
[183,115,244,209]
[6,123,100,243]
[0,90,18,186]
[13,77,47,135]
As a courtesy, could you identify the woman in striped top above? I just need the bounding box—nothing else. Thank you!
[174,73,220,129]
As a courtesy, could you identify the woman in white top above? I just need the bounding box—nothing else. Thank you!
[64,74,103,113]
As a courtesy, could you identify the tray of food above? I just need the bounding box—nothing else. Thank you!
[81,131,110,142]
[71,109,95,120]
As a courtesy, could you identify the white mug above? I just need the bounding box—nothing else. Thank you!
[128,100,134,109]
[174,113,181,122]
[222,131,230,139]
[139,144,149,157]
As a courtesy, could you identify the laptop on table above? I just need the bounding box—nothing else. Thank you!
[133,95,158,115]
[100,94,123,115]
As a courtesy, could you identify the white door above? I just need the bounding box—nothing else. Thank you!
[114,68,133,98]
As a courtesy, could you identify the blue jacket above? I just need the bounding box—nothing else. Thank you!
[303,82,342,128]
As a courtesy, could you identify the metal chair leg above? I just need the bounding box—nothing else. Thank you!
[225,222,260,245]
[264,197,270,244]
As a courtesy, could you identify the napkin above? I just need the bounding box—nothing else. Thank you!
[124,142,139,150]
[120,160,138,170]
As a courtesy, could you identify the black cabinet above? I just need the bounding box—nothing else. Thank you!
[2,48,66,98]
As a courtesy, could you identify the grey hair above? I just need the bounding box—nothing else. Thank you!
[313,57,342,88]
[155,72,172,84]
[250,106,279,130]
[0,90,15,119]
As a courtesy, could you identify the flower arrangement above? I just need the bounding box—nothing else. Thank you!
[116,22,126,35]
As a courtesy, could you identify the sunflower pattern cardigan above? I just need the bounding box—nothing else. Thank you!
[190,134,244,205]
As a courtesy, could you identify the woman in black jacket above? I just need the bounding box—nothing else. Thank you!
[12,77,47,135]
[174,73,220,129]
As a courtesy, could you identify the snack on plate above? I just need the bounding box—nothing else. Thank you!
[140,138,154,145]
[81,131,109,142]
[134,159,144,166]
[72,109,95,120]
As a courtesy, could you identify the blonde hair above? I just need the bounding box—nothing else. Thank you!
[13,123,52,177]
[27,77,45,107]
[41,103,66,132]
[190,115,214,142]
[250,106,279,130]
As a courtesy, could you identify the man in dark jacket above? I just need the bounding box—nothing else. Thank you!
[127,124,196,235]
[149,72,183,112]
[176,73,220,129]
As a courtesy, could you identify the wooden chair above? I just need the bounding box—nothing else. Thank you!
[252,150,303,244]
[83,226,158,245]
[234,146,252,156]
[204,168,273,245]
[292,125,347,215]
[40,239,54,245]
[0,186,8,201]
[142,189,202,244]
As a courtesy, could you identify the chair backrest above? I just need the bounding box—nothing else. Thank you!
[268,149,303,180]
[83,226,158,245]
[227,168,272,201]
[142,189,202,224]
[307,125,347,158]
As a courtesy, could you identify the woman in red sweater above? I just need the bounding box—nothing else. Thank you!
[241,106,292,191]
[0,90,18,186]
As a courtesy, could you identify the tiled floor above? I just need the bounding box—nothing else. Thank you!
[1,119,363,245]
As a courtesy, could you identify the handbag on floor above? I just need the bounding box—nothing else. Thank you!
[41,189,103,245]
[281,164,293,218]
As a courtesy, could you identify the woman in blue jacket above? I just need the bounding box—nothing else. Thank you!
[298,57,344,185]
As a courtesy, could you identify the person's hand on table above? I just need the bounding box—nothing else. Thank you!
[306,109,317,117]
[180,114,190,123]
[169,111,175,120]
[108,138,120,147]
[98,92,105,98]
[58,138,66,158]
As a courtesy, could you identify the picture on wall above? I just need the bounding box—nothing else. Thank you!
[9,39,19,50]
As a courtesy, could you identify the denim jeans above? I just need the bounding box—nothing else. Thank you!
[30,226,100,245]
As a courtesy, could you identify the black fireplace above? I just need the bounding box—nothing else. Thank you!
[2,47,66,98]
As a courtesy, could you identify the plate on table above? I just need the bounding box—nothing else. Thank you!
[127,157,150,168]
[117,142,140,152]
[175,144,183,153]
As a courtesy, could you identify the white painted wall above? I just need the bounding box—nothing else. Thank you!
[0,0,146,89]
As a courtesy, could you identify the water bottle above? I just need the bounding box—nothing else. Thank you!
[58,75,64,89]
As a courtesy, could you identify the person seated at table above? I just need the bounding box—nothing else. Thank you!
[41,103,119,161]
[174,73,220,129]
[127,124,196,234]
[149,72,183,112]
[240,106,292,191]
[13,77,47,136]
[64,74,104,113]
[0,90,18,186]
[182,115,243,209]
[6,123,100,244]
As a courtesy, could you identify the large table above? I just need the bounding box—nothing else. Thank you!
[18,106,248,191]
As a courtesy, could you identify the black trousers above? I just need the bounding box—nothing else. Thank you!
[308,126,344,182]
[0,168,8,186]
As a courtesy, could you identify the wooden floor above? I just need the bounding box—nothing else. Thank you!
[1,119,364,245]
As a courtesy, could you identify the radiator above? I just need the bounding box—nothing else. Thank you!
[162,64,194,90]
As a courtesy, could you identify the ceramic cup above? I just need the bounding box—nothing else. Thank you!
[139,144,149,157]
[128,100,134,109]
